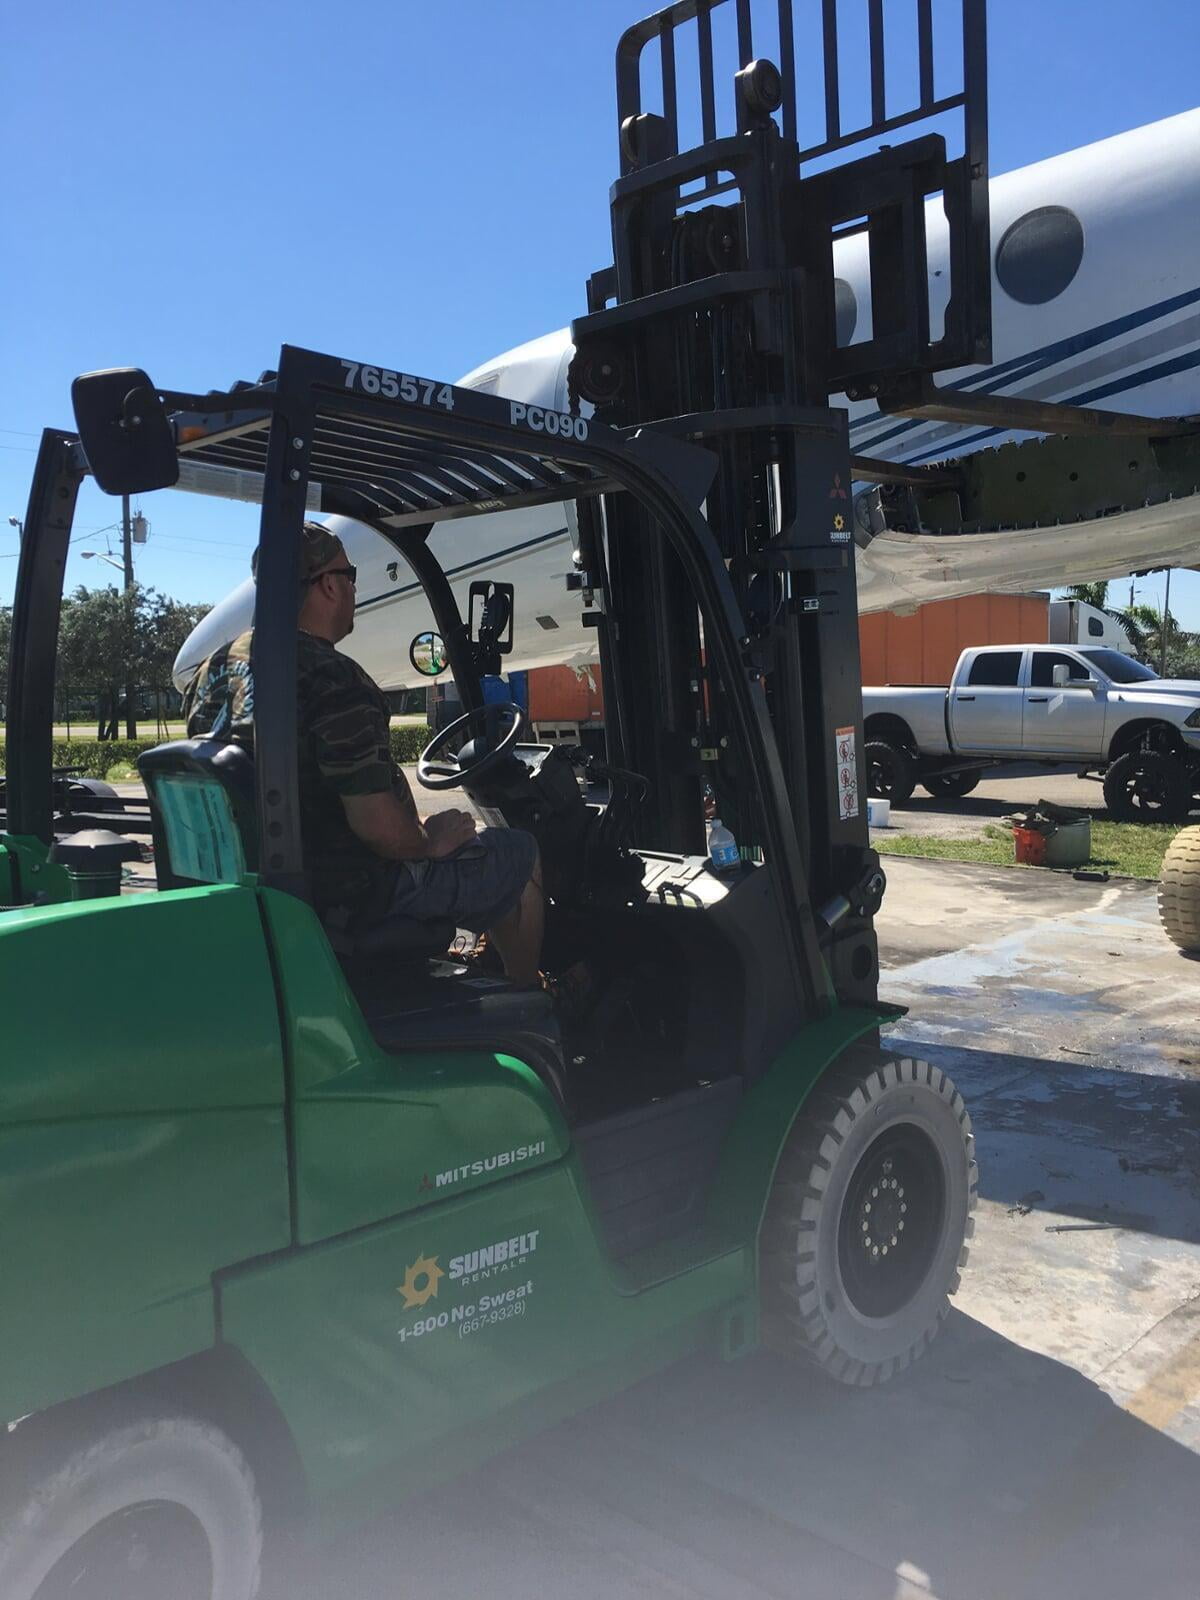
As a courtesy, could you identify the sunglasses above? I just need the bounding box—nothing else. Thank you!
[310,564,358,586]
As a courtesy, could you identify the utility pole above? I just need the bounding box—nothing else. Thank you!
[122,494,137,739]
[1160,567,1172,678]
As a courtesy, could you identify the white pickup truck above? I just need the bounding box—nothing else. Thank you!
[863,644,1200,822]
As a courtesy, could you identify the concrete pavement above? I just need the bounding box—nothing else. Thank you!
[286,856,1200,1600]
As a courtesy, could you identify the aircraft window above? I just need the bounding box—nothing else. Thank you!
[967,651,1023,687]
[834,278,857,346]
[994,206,1084,305]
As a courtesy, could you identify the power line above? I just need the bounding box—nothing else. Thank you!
[150,533,254,551]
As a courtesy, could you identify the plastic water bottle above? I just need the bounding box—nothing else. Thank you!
[707,818,740,874]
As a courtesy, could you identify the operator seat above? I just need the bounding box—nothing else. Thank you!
[138,739,568,1107]
[137,739,454,960]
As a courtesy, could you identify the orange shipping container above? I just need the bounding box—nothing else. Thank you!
[526,663,605,725]
[859,592,1049,686]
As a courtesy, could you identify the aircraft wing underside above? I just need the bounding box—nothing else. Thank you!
[854,425,1200,611]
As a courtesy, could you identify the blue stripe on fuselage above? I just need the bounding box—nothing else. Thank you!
[849,283,1200,455]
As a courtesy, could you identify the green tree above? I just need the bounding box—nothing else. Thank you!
[0,605,11,710]
[55,584,212,738]
[1065,581,1110,610]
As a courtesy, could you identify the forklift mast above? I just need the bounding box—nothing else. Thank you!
[570,0,989,1002]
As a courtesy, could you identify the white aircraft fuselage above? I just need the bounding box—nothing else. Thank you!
[177,109,1200,692]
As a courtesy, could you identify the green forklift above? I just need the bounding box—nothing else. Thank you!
[0,3,990,1594]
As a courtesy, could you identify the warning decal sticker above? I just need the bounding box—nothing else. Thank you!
[835,725,859,820]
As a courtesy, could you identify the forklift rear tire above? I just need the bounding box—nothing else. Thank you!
[1159,824,1200,954]
[0,1414,263,1600]
[921,771,980,800]
[864,741,916,805]
[762,1049,976,1386]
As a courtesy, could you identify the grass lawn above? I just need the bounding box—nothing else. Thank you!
[874,820,1181,880]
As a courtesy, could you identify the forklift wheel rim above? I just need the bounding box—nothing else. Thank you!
[836,1123,947,1320]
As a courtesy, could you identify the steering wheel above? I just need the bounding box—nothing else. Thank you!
[417,701,526,791]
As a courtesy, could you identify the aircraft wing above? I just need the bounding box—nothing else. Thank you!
[854,427,1200,611]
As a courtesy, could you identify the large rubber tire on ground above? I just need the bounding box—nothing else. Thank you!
[1159,825,1200,954]
[865,741,916,806]
[921,771,981,800]
[1103,749,1193,823]
[761,1048,977,1386]
[0,1415,263,1600]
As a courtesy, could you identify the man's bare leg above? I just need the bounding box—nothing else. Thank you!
[487,850,544,987]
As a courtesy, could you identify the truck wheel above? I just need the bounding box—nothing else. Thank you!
[1103,749,1192,823]
[762,1049,976,1385]
[865,741,916,805]
[921,772,980,800]
[0,1416,263,1600]
[1159,825,1200,954]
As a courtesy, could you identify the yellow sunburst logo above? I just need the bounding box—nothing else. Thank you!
[398,1253,444,1309]
[833,513,846,532]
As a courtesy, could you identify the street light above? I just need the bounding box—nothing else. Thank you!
[6,516,21,541]
[81,550,125,573]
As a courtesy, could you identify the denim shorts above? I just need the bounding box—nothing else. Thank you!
[386,826,538,934]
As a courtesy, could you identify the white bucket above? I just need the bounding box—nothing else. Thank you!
[867,797,891,828]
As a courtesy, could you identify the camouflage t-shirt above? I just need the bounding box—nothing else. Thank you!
[183,629,416,917]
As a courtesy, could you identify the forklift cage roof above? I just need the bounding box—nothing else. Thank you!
[10,344,834,1007]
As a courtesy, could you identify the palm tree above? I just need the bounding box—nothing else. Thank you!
[1065,581,1110,610]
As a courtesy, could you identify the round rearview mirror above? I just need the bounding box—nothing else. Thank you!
[409,631,448,677]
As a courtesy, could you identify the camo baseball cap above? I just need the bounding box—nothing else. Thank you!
[250,521,343,583]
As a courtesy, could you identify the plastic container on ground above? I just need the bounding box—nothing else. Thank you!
[1043,818,1091,867]
[867,797,891,828]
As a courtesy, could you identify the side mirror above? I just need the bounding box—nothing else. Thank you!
[468,580,515,676]
[71,368,179,495]
[1051,664,1071,688]
[409,631,448,677]
[469,581,514,652]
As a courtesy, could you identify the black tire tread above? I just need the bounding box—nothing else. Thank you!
[0,1415,263,1600]
[1104,749,1192,823]
[762,1049,977,1388]
[864,740,917,806]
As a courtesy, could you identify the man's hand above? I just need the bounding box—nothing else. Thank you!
[424,808,478,859]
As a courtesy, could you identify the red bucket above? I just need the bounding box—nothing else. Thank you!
[1013,825,1047,866]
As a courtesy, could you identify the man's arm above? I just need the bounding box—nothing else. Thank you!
[342,790,476,861]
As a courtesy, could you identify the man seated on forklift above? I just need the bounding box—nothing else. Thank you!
[182,521,545,985]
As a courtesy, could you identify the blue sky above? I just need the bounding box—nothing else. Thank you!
[3,0,1198,627]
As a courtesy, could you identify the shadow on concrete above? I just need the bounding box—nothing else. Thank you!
[299,1315,1199,1600]
[896,1039,1200,1248]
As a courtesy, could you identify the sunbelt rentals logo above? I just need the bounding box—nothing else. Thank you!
[397,1253,444,1310]
[395,1228,540,1314]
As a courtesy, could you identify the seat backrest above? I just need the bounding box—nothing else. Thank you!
[137,738,258,890]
